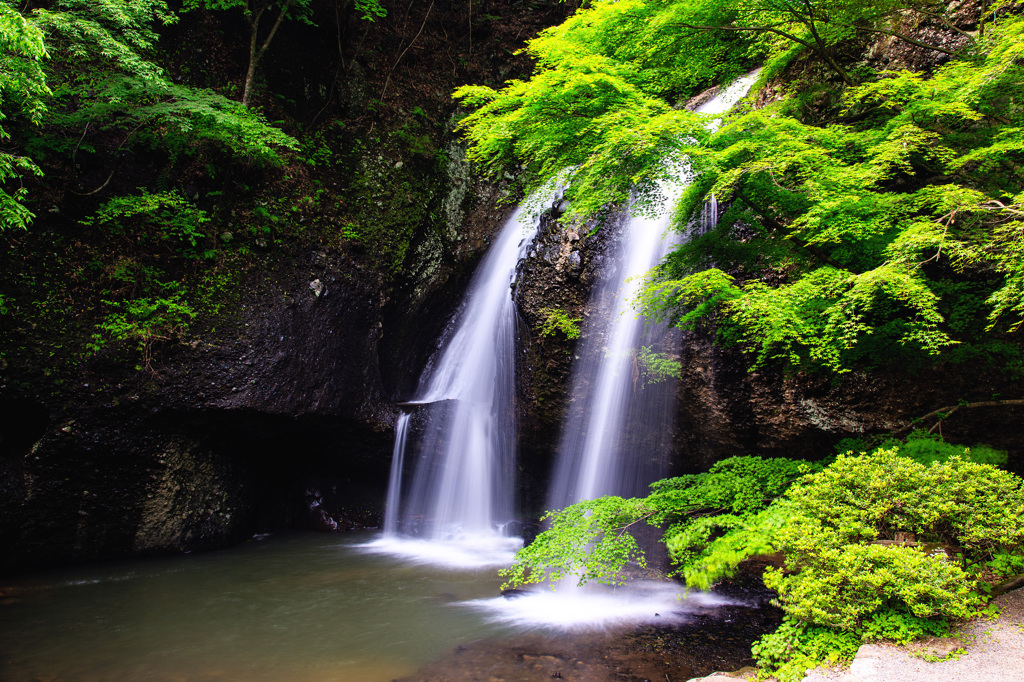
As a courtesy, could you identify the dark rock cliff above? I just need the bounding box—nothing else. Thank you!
[513,209,618,513]
[0,0,579,575]
[0,203,500,574]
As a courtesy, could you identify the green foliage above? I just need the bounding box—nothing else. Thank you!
[500,495,652,588]
[779,451,1024,568]
[752,606,952,681]
[637,345,681,385]
[83,190,210,252]
[501,455,818,589]
[506,448,1024,679]
[182,0,316,25]
[859,606,951,645]
[743,447,1024,680]
[538,307,581,340]
[890,431,1007,467]
[454,0,971,220]
[752,617,861,682]
[982,549,1024,581]
[0,1,49,230]
[643,15,1024,373]
[27,0,298,165]
[454,0,756,219]
[353,0,387,22]
[33,0,176,85]
[765,541,979,631]
[456,0,1019,374]
[80,190,227,370]
[91,290,196,371]
[835,430,1009,468]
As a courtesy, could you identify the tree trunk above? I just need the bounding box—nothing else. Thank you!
[241,0,293,108]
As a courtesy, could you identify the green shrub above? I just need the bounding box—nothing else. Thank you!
[752,617,861,682]
[90,290,196,371]
[503,448,1024,680]
[637,345,682,385]
[83,190,210,254]
[836,431,1008,467]
[859,606,951,646]
[538,307,582,340]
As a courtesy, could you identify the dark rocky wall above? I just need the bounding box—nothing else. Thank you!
[672,333,1024,476]
[0,0,583,576]
[513,209,619,514]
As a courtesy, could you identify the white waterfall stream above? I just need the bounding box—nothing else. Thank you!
[366,192,558,567]
[371,72,756,607]
[548,71,761,510]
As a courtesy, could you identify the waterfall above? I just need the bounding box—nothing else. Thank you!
[702,193,719,235]
[546,206,682,508]
[465,71,761,629]
[548,72,760,510]
[370,192,556,566]
[381,412,410,536]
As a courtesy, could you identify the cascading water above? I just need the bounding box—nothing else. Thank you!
[471,72,761,628]
[381,413,410,536]
[546,203,683,509]
[367,192,557,567]
[550,70,762,510]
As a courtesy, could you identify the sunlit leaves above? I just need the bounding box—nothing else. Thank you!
[29,0,298,165]
[501,456,818,589]
[0,1,49,230]
[33,0,177,85]
[650,14,1024,371]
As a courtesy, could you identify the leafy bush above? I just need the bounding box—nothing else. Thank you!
[538,307,582,340]
[858,606,951,646]
[83,190,210,253]
[835,430,1009,467]
[501,455,820,589]
[637,345,681,385]
[91,291,196,371]
[638,15,1024,374]
[752,617,861,682]
[503,449,1024,680]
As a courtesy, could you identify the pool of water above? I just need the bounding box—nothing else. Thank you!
[0,531,749,681]
[0,532,518,682]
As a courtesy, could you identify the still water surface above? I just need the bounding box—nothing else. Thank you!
[0,532,515,682]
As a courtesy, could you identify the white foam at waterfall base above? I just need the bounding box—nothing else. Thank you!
[358,533,523,570]
[462,580,738,631]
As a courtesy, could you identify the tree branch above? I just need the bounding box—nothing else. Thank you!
[895,399,1024,435]
[990,573,1024,597]
[380,0,434,102]
[850,24,959,55]
[668,21,819,54]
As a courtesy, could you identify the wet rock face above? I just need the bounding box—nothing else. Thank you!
[378,141,516,401]
[0,403,396,575]
[513,212,618,511]
[0,174,509,576]
[672,330,1024,475]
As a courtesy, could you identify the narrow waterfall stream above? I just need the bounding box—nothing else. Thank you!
[366,193,557,567]
[546,199,682,509]
[550,71,762,509]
